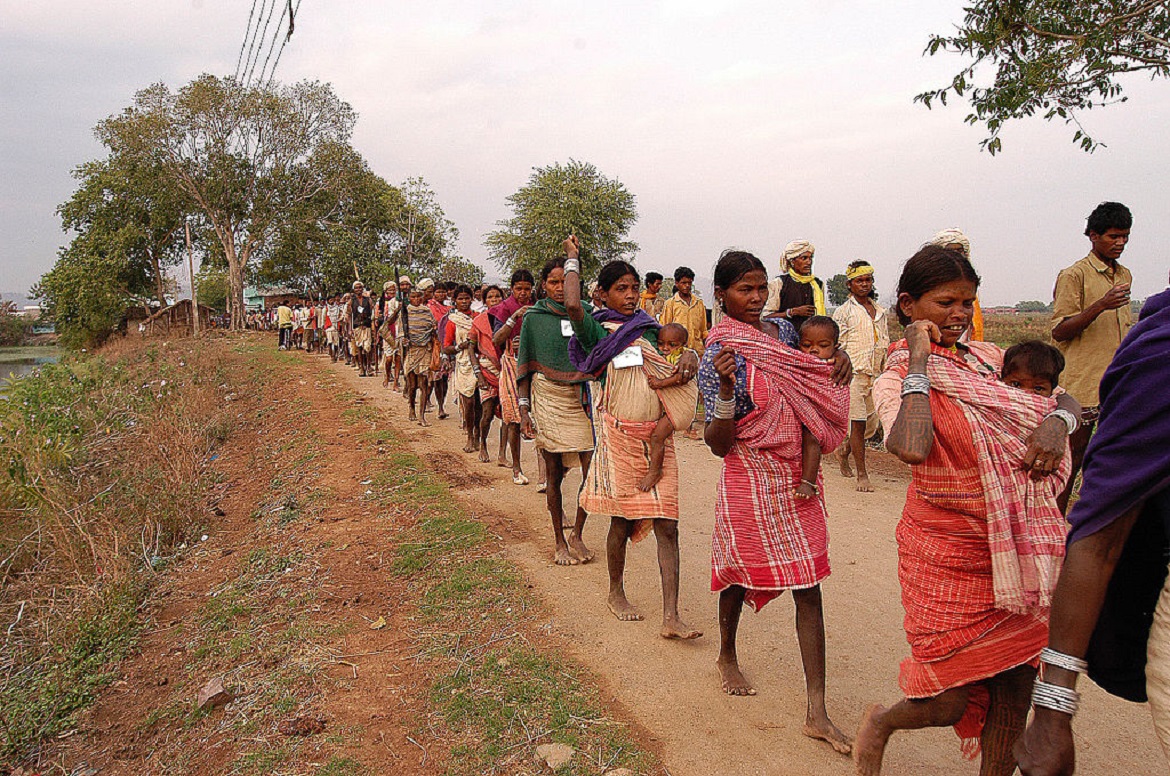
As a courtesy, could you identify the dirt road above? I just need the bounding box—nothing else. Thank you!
[345,360,1164,775]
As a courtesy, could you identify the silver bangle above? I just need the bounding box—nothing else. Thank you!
[901,373,931,397]
[1046,409,1079,436]
[518,397,530,407]
[713,396,736,420]
[1032,679,1080,716]
[564,257,580,274]
[801,479,819,494]
[1040,648,1088,675]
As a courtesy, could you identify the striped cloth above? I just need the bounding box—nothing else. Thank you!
[877,340,1070,758]
[499,353,521,424]
[706,316,848,610]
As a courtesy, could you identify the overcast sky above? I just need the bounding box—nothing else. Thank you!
[2,1,1167,305]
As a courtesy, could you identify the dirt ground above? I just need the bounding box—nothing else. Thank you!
[341,356,1165,775]
[48,339,1164,775]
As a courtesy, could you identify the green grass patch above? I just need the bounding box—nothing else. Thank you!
[0,580,145,761]
[372,425,652,774]
[317,756,370,776]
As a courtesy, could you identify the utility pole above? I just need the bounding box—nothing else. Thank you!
[186,218,198,337]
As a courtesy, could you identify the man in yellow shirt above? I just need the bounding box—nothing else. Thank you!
[1051,201,1134,512]
[660,266,708,438]
[275,300,293,350]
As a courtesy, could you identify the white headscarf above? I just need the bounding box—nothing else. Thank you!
[779,239,815,273]
[930,228,972,260]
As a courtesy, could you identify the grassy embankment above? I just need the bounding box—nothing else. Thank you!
[0,337,240,764]
[2,336,649,775]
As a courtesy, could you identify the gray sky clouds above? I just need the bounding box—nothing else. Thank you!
[2,1,1167,304]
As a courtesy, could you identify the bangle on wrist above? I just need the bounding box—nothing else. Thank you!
[1032,678,1080,716]
[1040,648,1088,675]
[1045,409,1078,436]
[800,479,819,494]
[901,373,931,397]
[518,397,530,407]
[564,256,580,274]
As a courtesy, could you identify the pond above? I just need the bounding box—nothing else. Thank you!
[0,346,60,388]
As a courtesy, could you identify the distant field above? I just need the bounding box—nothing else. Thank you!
[887,312,1052,349]
[982,312,1052,347]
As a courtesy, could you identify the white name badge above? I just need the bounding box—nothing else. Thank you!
[612,345,644,369]
[357,306,365,313]
[561,319,573,337]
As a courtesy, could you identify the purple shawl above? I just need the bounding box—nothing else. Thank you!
[568,308,660,376]
[1067,290,1170,544]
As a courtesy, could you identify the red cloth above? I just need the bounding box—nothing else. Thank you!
[706,316,849,610]
[882,346,1059,758]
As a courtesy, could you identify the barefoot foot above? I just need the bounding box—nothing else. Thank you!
[607,593,643,622]
[478,448,491,463]
[804,715,853,755]
[463,443,476,453]
[838,453,854,478]
[856,475,875,493]
[554,546,579,566]
[567,535,594,563]
[661,616,702,640]
[717,659,756,696]
[853,704,889,775]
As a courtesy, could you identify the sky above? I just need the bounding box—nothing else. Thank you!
[2,0,1168,306]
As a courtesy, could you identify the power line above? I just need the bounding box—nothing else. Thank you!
[261,0,302,84]
[233,0,260,81]
[255,0,290,85]
[242,0,279,87]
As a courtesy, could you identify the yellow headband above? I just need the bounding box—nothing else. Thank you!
[846,264,875,281]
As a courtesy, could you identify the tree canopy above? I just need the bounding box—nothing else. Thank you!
[920,1,1170,153]
[97,75,359,327]
[485,160,637,278]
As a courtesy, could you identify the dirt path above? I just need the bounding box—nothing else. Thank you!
[337,356,1164,775]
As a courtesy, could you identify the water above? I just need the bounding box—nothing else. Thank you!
[0,348,59,392]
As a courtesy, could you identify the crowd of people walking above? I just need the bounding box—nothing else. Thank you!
[267,200,1168,776]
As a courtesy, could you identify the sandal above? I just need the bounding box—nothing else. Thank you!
[513,472,529,486]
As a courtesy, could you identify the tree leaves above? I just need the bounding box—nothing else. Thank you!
[485,160,638,279]
[921,0,1169,153]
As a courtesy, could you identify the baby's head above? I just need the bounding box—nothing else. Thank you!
[799,316,839,360]
[1001,340,1064,397]
[657,323,689,356]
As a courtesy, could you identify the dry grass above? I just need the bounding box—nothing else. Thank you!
[0,336,251,763]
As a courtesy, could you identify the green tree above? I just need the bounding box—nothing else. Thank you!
[390,177,483,286]
[33,238,139,348]
[1015,300,1052,312]
[57,154,188,309]
[827,274,850,306]
[920,1,1170,153]
[98,75,358,328]
[196,264,229,310]
[485,160,637,277]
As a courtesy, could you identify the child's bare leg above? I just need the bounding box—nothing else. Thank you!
[795,426,821,499]
[638,416,674,491]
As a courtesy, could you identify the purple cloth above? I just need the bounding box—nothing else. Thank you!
[1067,294,1170,544]
[567,308,660,375]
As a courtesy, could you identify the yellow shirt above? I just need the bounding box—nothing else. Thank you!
[276,305,293,327]
[660,293,709,354]
[1050,252,1133,406]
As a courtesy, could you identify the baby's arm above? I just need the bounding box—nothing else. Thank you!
[638,415,676,492]
[647,369,686,390]
[795,425,821,499]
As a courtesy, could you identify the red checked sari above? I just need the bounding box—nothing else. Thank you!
[706,317,849,611]
[875,340,1070,758]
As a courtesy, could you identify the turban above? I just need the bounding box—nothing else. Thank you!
[930,228,971,259]
[399,275,412,285]
[846,264,876,281]
[383,280,394,291]
[417,278,435,291]
[783,239,815,261]
[352,280,363,289]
